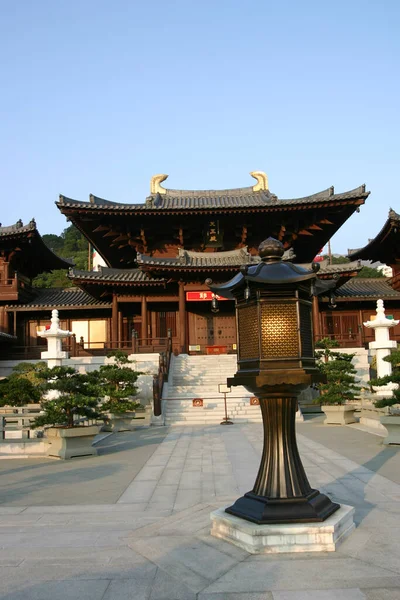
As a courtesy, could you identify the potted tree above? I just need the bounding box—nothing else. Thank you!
[370,348,400,445]
[32,366,102,459]
[97,351,143,432]
[315,339,361,425]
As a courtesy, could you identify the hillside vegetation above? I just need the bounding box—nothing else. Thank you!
[33,225,88,288]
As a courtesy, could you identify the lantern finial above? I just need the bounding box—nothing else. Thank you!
[258,237,284,262]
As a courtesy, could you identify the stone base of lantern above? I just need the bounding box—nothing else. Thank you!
[210,504,355,554]
[224,489,340,525]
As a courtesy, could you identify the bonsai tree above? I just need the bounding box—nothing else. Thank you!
[96,350,143,415]
[315,339,361,405]
[370,348,400,414]
[315,337,340,363]
[0,362,46,407]
[32,366,102,428]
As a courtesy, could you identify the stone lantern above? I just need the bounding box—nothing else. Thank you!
[208,238,340,525]
[38,309,73,368]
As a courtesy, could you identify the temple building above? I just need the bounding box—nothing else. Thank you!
[0,219,71,345]
[1,174,399,358]
[348,209,400,290]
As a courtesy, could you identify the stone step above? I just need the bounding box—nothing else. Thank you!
[165,354,257,425]
[166,389,249,396]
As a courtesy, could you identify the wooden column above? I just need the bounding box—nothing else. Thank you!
[178,282,186,354]
[118,311,123,346]
[112,294,118,348]
[312,296,320,343]
[141,296,148,344]
[358,309,364,346]
[13,311,17,337]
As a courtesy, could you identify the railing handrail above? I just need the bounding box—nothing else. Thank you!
[152,333,173,417]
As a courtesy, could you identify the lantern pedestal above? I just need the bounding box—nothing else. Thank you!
[211,504,355,554]
[224,389,339,524]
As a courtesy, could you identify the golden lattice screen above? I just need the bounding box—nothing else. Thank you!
[238,304,259,359]
[260,302,299,358]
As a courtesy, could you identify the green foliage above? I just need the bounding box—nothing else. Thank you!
[41,234,64,253]
[356,266,385,278]
[315,337,340,363]
[370,349,400,412]
[11,361,47,383]
[32,366,102,428]
[32,225,88,288]
[0,377,41,407]
[322,255,350,264]
[32,270,71,288]
[96,351,143,415]
[315,339,361,405]
[0,362,47,407]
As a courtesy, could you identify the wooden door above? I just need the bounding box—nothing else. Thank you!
[189,314,214,347]
[213,315,236,347]
[322,312,361,346]
[189,313,236,350]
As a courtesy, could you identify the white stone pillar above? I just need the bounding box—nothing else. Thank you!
[38,309,73,368]
[364,299,399,397]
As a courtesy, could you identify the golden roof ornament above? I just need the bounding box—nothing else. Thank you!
[150,174,168,195]
[250,171,269,191]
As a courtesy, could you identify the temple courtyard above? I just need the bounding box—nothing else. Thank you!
[0,418,399,600]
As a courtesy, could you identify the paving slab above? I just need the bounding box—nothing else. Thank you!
[0,422,399,599]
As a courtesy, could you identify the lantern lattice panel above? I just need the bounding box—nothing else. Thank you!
[238,304,259,359]
[261,302,299,358]
[299,301,313,357]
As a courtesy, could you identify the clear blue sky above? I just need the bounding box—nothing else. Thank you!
[1,0,399,254]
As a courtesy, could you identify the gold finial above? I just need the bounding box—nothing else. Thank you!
[150,174,168,195]
[250,171,269,191]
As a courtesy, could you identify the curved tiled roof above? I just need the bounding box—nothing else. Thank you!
[137,250,362,274]
[57,184,368,212]
[0,219,73,274]
[6,288,111,309]
[137,247,257,268]
[334,278,400,299]
[70,267,164,284]
[0,219,36,236]
[348,209,400,262]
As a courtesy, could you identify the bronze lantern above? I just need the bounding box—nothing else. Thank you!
[208,237,339,524]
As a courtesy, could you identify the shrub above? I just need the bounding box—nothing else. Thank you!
[32,366,102,428]
[370,349,400,413]
[315,339,361,405]
[96,351,143,415]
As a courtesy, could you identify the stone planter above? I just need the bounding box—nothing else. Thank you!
[321,405,357,425]
[360,399,388,431]
[46,425,100,459]
[102,412,136,433]
[380,415,400,445]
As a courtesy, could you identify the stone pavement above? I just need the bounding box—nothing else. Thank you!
[0,421,399,599]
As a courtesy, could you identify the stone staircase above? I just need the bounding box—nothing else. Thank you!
[162,354,262,425]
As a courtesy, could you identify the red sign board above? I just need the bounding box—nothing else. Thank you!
[186,291,228,301]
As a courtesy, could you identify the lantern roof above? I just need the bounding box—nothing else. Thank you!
[208,238,318,299]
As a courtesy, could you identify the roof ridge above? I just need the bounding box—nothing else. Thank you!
[0,219,36,234]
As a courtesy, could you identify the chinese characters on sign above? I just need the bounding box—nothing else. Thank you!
[205,220,223,247]
[186,292,228,301]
